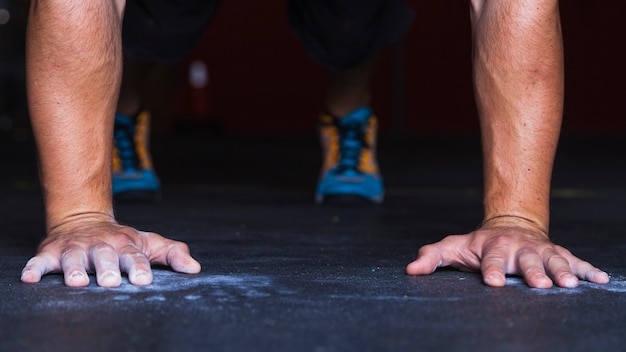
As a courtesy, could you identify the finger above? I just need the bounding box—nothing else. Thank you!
[21,255,59,283]
[60,247,90,287]
[406,244,443,276]
[517,249,552,289]
[90,244,122,288]
[542,248,578,288]
[555,246,610,285]
[119,248,153,286]
[481,250,508,287]
[580,268,610,285]
[142,232,201,274]
[165,243,201,274]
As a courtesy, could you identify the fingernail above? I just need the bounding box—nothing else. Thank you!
[131,270,152,286]
[488,273,503,280]
[99,270,122,287]
[560,273,578,288]
[588,271,610,284]
[20,271,30,281]
[134,270,150,282]
[101,270,120,279]
[70,270,84,279]
[485,273,505,286]
[597,271,611,284]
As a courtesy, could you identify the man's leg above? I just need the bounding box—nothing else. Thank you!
[111,0,220,201]
[22,0,200,287]
[111,58,161,201]
[406,0,609,288]
[289,0,414,204]
[117,59,154,116]
[317,55,384,204]
[324,55,377,118]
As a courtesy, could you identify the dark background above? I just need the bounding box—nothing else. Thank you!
[1,5,625,351]
[1,1,625,137]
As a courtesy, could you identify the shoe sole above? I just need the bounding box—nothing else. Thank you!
[316,194,383,205]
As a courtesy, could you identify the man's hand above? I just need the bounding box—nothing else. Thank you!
[406,218,609,288]
[21,216,201,287]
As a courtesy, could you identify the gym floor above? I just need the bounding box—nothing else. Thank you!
[0,135,624,352]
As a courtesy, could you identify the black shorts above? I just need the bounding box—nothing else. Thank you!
[122,0,414,71]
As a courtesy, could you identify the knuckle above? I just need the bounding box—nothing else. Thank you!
[109,231,135,244]
[517,247,538,258]
[574,259,592,271]
[523,265,543,276]
[483,248,506,261]
[544,253,568,267]
[483,234,514,252]
[555,245,573,257]
[171,241,190,253]
[118,243,141,255]
[126,252,149,263]
[91,242,115,252]
[60,245,85,258]
[417,243,436,255]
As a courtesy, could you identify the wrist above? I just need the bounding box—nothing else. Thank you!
[46,210,116,234]
[481,214,549,239]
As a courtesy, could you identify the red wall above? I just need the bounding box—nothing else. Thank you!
[171,1,626,136]
[560,2,626,135]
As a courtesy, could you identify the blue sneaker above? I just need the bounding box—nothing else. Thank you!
[112,110,161,201]
[316,106,384,204]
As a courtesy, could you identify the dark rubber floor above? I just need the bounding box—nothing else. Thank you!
[1,134,625,352]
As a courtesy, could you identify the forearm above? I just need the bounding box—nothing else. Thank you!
[27,0,125,231]
[408,1,608,288]
[471,0,563,232]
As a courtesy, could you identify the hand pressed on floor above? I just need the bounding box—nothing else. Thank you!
[21,217,201,287]
[406,219,609,288]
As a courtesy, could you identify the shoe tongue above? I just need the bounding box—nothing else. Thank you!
[338,106,371,126]
[336,168,361,177]
[114,113,135,127]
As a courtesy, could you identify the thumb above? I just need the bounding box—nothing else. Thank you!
[406,244,443,276]
[166,244,202,274]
